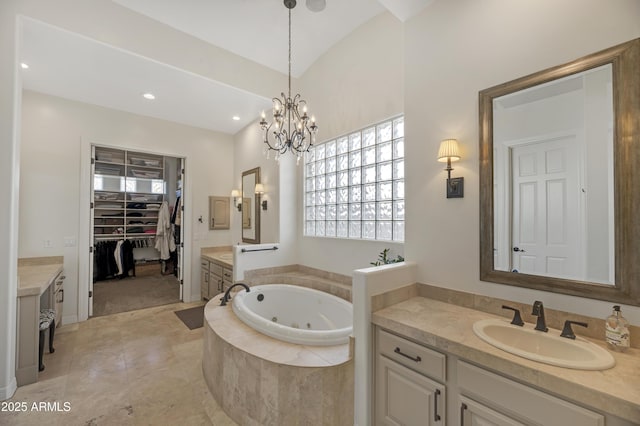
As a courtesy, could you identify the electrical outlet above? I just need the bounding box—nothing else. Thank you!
[64,237,76,247]
[43,239,53,248]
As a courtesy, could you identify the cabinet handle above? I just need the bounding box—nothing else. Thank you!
[394,347,421,363]
[205,274,209,283]
[434,389,441,422]
[460,402,467,426]
[58,289,64,303]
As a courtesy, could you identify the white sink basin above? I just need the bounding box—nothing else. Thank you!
[473,318,615,370]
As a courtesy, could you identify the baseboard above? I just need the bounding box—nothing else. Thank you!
[62,314,78,326]
[0,377,17,401]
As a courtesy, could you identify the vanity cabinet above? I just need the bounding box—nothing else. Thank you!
[457,360,604,426]
[52,272,64,327]
[209,263,224,298]
[375,327,610,426]
[200,259,210,301]
[375,329,446,425]
[201,257,233,300]
[459,396,525,426]
[222,266,232,292]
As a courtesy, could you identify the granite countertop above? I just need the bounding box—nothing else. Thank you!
[373,297,640,423]
[201,247,233,268]
[17,256,64,297]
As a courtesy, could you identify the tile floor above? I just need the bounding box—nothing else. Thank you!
[1,302,236,426]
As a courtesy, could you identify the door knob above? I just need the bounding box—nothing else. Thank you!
[513,247,526,252]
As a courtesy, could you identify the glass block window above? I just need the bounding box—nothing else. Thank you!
[304,116,404,242]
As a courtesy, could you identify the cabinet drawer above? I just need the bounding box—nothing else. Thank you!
[210,263,223,277]
[377,328,446,382]
[200,259,209,269]
[54,272,65,290]
[457,361,604,426]
[222,268,232,281]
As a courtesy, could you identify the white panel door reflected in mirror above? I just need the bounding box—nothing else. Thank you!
[492,64,614,284]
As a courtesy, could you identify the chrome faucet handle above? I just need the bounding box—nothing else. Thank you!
[560,320,588,339]
[501,305,524,326]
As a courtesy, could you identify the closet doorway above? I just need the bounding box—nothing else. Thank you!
[89,145,185,317]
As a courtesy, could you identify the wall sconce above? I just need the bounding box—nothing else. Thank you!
[254,183,267,210]
[437,139,464,198]
[231,189,241,211]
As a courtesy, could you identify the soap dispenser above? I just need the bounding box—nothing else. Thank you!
[605,305,630,352]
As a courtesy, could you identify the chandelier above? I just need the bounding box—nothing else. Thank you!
[260,0,318,163]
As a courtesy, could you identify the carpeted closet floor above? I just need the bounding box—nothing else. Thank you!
[92,263,181,317]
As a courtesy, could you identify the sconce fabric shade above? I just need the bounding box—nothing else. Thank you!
[437,139,461,162]
[231,189,240,198]
[254,183,265,195]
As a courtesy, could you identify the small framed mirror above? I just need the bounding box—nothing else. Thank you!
[241,167,261,244]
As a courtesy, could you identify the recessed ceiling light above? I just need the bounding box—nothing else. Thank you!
[232,116,240,121]
[142,93,155,100]
[20,63,29,69]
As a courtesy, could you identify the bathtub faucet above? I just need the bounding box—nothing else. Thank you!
[219,283,251,306]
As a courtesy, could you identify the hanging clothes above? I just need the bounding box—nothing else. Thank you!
[119,239,136,279]
[94,239,137,281]
[114,240,124,276]
[155,200,175,261]
[94,240,119,281]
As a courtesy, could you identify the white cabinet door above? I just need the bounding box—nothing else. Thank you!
[200,268,209,300]
[376,355,445,426]
[460,396,525,426]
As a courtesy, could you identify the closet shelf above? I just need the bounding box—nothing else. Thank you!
[93,146,167,243]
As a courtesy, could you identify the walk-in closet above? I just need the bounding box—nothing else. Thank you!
[90,146,184,317]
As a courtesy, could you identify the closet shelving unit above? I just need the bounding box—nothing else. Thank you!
[93,147,165,240]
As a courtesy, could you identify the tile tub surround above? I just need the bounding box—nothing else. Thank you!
[373,297,640,424]
[243,264,352,302]
[203,299,354,425]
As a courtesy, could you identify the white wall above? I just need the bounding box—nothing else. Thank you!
[20,91,235,322]
[2,0,288,399]
[296,12,406,275]
[0,0,20,401]
[232,121,281,246]
[404,0,640,323]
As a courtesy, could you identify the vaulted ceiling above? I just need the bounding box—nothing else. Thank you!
[20,0,434,134]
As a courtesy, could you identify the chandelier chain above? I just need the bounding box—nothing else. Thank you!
[259,0,318,162]
[288,7,292,99]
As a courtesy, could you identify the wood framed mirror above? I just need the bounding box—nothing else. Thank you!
[241,167,261,244]
[479,38,640,306]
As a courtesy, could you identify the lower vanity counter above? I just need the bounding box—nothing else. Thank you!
[372,297,639,425]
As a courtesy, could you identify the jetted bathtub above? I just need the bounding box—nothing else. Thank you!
[231,284,353,346]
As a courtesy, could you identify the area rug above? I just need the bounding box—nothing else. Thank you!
[174,305,205,330]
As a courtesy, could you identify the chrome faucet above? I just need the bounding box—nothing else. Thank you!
[531,300,548,332]
[219,282,250,306]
